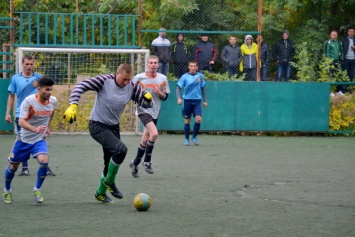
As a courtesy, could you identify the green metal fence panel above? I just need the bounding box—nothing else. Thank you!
[157,81,330,132]
[0,79,14,131]
[13,12,140,48]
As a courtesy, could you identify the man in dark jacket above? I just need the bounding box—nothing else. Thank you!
[221,36,242,78]
[257,35,270,81]
[151,27,172,76]
[171,33,189,78]
[193,34,217,73]
[273,30,295,82]
[342,26,355,82]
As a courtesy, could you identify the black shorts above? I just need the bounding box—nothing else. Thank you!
[138,113,158,127]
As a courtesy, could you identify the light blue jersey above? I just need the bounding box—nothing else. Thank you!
[177,72,206,100]
[7,72,42,117]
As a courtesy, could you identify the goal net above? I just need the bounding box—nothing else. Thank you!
[16,47,150,134]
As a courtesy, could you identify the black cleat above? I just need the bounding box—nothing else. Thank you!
[103,179,123,199]
[129,161,139,178]
[95,192,114,204]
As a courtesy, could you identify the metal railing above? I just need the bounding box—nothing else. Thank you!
[13,12,139,48]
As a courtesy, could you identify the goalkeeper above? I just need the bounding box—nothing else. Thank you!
[63,63,152,204]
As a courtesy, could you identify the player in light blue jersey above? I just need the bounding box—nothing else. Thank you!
[176,60,208,145]
[129,55,170,177]
[5,55,56,176]
[3,76,57,204]
[63,63,152,204]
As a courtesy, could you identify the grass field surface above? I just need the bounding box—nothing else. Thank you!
[0,134,354,237]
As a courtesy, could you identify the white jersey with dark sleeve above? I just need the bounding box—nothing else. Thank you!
[68,74,146,125]
[19,94,57,144]
[132,72,170,119]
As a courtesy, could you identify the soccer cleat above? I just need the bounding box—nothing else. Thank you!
[18,169,30,176]
[129,161,139,178]
[33,190,44,203]
[95,192,114,204]
[192,136,199,145]
[3,191,13,204]
[103,179,123,199]
[184,139,190,146]
[47,167,56,176]
[143,162,154,174]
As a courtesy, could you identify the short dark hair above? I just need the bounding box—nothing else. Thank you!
[22,55,34,63]
[188,60,198,66]
[38,76,55,87]
[116,63,133,75]
[347,26,355,31]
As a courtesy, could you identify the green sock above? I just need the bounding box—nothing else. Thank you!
[97,173,107,195]
[105,160,120,184]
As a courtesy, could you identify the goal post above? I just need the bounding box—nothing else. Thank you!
[15,47,150,134]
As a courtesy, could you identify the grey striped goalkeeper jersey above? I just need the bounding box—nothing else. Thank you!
[69,74,147,125]
[132,72,170,119]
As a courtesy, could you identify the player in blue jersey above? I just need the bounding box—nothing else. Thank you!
[5,55,56,176]
[63,63,152,204]
[176,60,208,146]
[3,76,57,204]
[129,55,170,178]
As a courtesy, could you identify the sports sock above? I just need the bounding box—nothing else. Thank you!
[35,162,48,189]
[97,172,107,195]
[22,160,29,170]
[144,140,155,163]
[4,166,16,191]
[105,159,120,184]
[193,123,201,138]
[184,123,190,140]
[133,144,146,166]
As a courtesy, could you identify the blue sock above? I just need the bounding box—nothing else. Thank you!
[193,123,200,138]
[4,166,17,191]
[22,160,29,170]
[35,162,48,190]
[184,124,190,140]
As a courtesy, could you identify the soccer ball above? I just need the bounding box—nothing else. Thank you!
[133,193,151,211]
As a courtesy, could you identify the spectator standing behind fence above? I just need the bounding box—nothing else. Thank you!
[5,55,55,177]
[273,30,295,82]
[239,35,258,81]
[151,27,172,76]
[342,26,355,91]
[193,34,217,73]
[171,33,189,79]
[221,36,242,78]
[257,35,270,81]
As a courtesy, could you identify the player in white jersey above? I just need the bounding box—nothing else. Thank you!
[63,63,152,204]
[3,76,57,204]
[129,55,170,177]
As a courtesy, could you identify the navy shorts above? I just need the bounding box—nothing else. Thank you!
[9,140,48,163]
[182,99,202,119]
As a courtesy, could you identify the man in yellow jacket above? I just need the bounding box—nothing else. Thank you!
[240,35,258,81]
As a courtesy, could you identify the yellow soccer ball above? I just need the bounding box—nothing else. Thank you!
[133,193,151,211]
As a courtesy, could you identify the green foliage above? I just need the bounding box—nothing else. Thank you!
[290,42,317,82]
[329,94,355,132]
[202,71,245,81]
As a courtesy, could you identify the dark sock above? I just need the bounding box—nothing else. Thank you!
[144,140,155,163]
[133,144,146,166]
[184,123,190,140]
[193,123,200,138]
